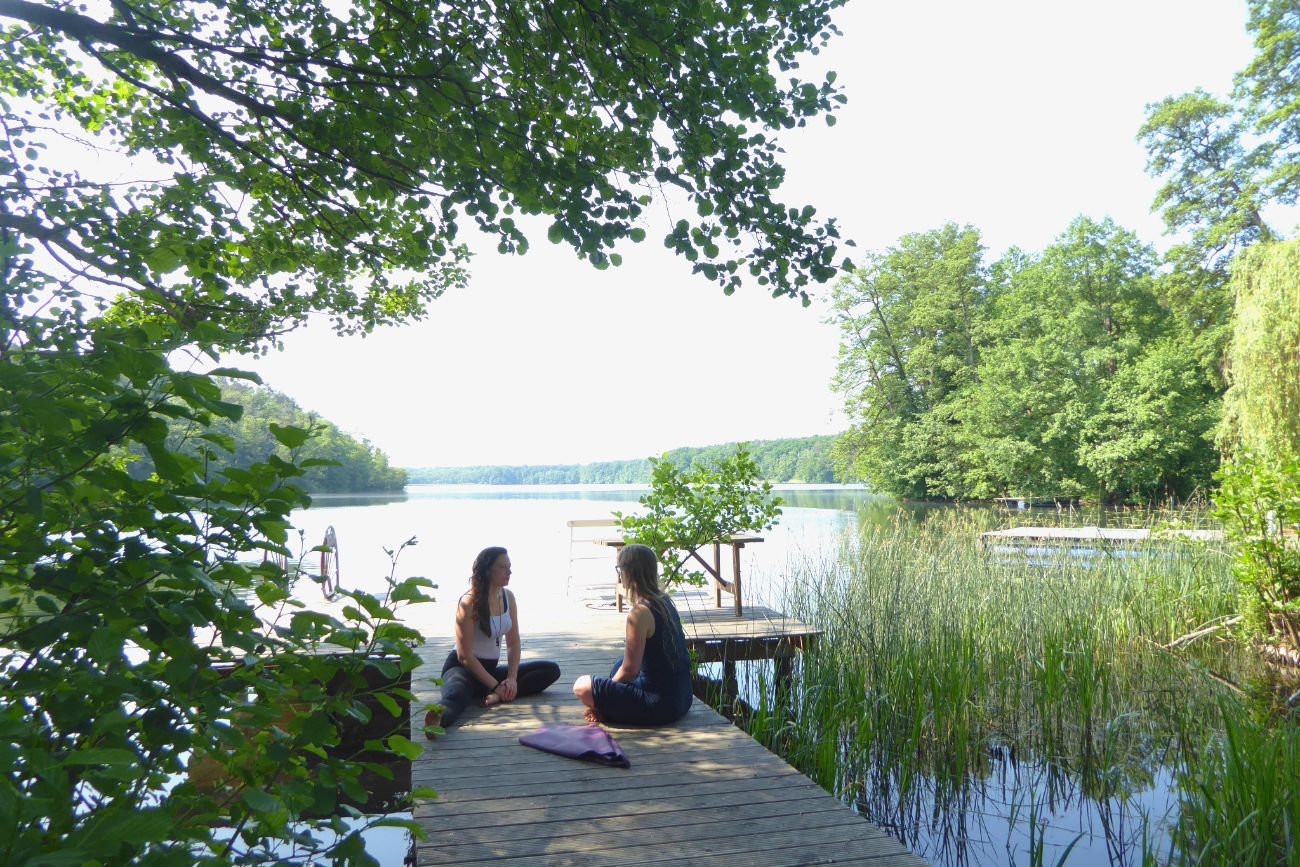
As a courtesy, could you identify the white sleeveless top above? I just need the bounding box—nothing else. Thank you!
[467,590,512,660]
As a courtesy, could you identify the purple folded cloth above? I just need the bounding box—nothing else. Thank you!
[518,724,630,768]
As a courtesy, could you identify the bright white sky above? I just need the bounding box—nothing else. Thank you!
[237,0,1259,469]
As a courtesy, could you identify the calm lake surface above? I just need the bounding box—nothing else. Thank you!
[286,485,1256,867]
[287,483,880,638]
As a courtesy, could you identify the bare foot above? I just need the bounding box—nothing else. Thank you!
[482,692,503,708]
[583,708,602,724]
[423,708,443,741]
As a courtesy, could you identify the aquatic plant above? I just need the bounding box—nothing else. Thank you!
[720,509,1298,865]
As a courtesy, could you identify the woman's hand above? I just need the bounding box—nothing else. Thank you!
[498,677,518,702]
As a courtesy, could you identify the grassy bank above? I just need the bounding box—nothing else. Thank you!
[726,511,1298,865]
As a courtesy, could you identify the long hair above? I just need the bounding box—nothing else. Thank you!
[617,544,663,607]
[617,544,685,670]
[469,546,507,636]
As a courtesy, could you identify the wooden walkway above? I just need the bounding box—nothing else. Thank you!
[409,603,925,866]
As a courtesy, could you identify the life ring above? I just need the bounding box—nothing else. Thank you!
[320,525,340,598]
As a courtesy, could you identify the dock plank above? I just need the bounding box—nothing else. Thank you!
[410,602,923,866]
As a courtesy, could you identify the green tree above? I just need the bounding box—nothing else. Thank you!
[831,217,1212,503]
[1136,2,1300,395]
[1,0,851,860]
[138,380,407,493]
[1138,88,1277,269]
[1137,0,1300,268]
[0,321,436,864]
[1215,241,1300,647]
[829,223,985,498]
[965,217,1165,501]
[1077,338,1219,501]
[1220,240,1300,462]
[616,444,783,589]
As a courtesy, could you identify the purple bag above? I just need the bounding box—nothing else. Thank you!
[518,725,631,768]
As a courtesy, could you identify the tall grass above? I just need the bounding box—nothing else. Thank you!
[731,509,1299,865]
[1171,707,1300,866]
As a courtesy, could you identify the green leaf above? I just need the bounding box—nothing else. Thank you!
[86,629,123,664]
[386,734,423,760]
[95,808,173,844]
[242,788,280,813]
[373,692,401,718]
[268,422,311,448]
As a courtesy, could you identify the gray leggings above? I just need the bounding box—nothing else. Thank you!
[438,650,561,727]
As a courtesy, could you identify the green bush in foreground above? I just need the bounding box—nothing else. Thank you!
[0,318,437,864]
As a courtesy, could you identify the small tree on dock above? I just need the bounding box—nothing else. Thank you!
[616,444,783,589]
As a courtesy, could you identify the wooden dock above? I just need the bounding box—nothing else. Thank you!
[409,601,924,866]
[679,601,820,663]
[980,526,1222,546]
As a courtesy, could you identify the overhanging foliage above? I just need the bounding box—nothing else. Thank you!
[1,0,852,860]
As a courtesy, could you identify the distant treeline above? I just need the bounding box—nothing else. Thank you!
[129,380,407,493]
[406,435,839,484]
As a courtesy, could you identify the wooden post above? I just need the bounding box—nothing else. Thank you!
[732,542,743,617]
[774,651,793,690]
[713,542,722,608]
[723,659,739,703]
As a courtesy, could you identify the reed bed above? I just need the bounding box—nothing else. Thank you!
[729,509,1299,866]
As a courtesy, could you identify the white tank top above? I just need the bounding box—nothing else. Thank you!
[468,590,512,660]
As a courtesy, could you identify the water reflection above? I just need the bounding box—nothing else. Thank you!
[210,814,414,866]
[386,482,879,510]
[309,491,411,508]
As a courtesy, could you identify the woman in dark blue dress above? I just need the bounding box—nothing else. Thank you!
[573,544,693,726]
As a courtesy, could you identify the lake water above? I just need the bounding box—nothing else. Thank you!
[284,485,1248,867]
[286,483,878,638]
[280,484,876,865]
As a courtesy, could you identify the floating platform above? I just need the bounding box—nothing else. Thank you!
[409,602,921,866]
[992,496,1080,510]
[980,526,1223,546]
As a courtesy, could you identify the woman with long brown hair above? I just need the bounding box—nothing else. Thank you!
[572,544,692,725]
[432,546,560,731]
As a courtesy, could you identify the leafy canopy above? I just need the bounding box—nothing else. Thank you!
[2,0,851,348]
[1,0,852,861]
[1137,0,1298,271]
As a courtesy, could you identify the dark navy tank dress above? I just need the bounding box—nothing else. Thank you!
[590,595,693,725]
